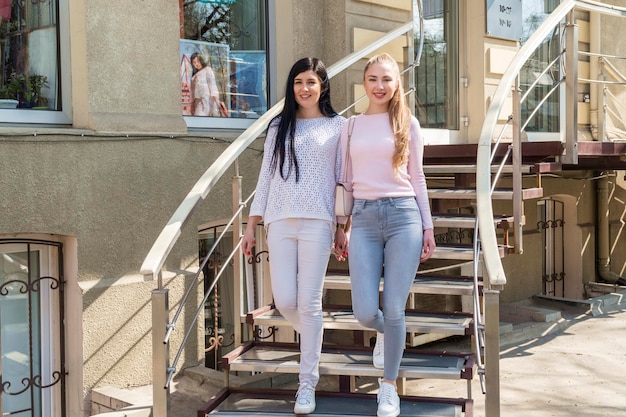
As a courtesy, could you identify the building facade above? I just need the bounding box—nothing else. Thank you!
[0,0,625,416]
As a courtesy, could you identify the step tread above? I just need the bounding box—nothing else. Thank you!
[323,274,478,295]
[433,244,509,260]
[199,387,472,416]
[432,213,514,229]
[428,187,544,200]
[224,342,476,380]
[248,307,473,335]
[424,163,534,174]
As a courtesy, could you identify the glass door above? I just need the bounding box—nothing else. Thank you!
[0,241,63,417]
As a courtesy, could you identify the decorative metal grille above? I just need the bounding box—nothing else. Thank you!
[537,200,566,296]
[0,239,66,417]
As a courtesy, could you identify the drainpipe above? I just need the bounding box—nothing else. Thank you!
[597,173,624,284]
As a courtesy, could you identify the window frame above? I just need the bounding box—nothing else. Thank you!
[0,0,71,125]
[181,0,271,131]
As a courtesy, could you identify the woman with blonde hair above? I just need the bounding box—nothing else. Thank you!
[339,52,435,417]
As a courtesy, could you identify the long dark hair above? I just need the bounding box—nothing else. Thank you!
[190,52,207,76]
[270,57,337,181]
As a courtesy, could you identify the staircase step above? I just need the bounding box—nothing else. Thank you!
[432,244,509,260]
[247,307,473,336]
[223,342,476,380]
[198,387,473,416]
[324,274,478,296]
[424,163,534,175]
[428,187,543,200]
[432,213,515,229]
[413,275,480,295]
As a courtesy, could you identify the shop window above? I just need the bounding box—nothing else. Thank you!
[180,0,268,128]
[0,0,69,124]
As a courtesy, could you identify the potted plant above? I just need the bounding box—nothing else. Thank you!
[14,73,49,108]
[0,73,21,109]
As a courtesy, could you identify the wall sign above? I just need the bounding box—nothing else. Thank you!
[486,0,523,41]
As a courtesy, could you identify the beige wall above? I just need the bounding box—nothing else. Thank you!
[73,0,186,133]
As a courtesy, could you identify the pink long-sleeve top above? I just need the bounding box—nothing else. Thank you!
[339,112,433,230]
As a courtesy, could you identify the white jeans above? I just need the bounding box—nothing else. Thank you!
[266,218,334,387]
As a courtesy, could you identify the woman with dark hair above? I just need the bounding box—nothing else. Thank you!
[242,57,347,415]
[190,52,227,117]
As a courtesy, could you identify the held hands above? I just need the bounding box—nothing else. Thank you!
[333,225,349,262]
[421,228,436,262]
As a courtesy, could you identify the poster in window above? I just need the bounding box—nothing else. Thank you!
[180,40,229,117]
[229,51,267,119]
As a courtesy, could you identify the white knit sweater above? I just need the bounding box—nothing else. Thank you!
[249,115,345,225]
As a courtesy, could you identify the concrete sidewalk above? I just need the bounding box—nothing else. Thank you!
[405,293,626,417]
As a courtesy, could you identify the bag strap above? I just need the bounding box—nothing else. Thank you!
[342,116,356,184]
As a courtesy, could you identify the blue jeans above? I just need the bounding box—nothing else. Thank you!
[348,197,423,381]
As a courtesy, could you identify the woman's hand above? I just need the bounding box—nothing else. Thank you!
[421,228,436,262]
[242,216,262,257]
[241,227,256,257]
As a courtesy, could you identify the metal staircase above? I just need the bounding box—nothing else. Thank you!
[139,1,626,416]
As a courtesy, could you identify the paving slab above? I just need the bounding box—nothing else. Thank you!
[404,298,626,417]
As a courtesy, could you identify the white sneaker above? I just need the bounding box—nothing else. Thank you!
[373,332,384,369]
[377,378,400,417]
[294,382,316,415]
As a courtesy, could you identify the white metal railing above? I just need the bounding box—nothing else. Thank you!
[476,0,626,288]
[579,51,626,141]
[477,3,626,415]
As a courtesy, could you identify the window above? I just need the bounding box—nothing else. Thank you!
[520,0,560,133]
[180,0,268,129]
[414,0,459,130]
[0,0,69,124]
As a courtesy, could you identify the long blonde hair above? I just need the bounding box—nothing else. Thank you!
[363,53,411,172]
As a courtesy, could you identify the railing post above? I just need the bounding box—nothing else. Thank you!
[152,288,169,417]
[599,62,607,142]
[484,287,501,417]
[563,13,578,164]
[512,76,523,255]
[233,160,243,348]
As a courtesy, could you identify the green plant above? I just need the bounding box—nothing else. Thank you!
[22,74,49,107]
[0,73,23,100]
[0,73,49,107]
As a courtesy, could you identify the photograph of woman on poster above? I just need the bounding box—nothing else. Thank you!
[190,52,228,117]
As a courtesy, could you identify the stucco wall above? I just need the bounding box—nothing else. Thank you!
[0,132,265,414]
[79,0,186,133]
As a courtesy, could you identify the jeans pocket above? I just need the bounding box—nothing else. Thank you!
[391,197,418,212]
[352,200,365,216]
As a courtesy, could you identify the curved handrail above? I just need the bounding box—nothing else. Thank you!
[141,21,414,282]
[477,0,626,286]
[476,0,576,286]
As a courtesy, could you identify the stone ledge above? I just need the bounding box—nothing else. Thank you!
[91,385,152,416]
